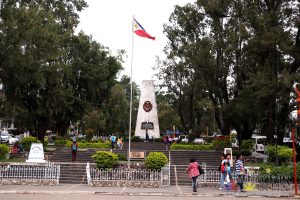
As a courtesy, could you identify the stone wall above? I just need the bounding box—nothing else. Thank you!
[0,179,58,185]
[90,180,160,188]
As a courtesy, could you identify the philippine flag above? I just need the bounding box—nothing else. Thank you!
[133,18,155,40]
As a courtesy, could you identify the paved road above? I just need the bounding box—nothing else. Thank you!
[0,184,294,199]
[0,194,291,200]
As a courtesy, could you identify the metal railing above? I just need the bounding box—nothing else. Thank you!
[86,162,170,186]
[0,162,60,184]
[198,170,259,183]
[197,169,291,191]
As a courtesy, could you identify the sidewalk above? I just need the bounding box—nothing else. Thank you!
[0,184,295,198]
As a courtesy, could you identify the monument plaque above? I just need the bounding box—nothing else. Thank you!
[135,80,160,138]
[26,143,46,163]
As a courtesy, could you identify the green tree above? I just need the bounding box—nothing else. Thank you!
[107,84,129,133]
[0,0,123,140]
[158,0,300,143]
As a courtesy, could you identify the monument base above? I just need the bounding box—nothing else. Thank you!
[26,143,47,163]
[26,159,47,163]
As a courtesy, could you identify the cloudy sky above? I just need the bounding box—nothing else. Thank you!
[77,0,193,86]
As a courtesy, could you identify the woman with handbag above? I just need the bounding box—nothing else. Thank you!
[185,158,200,192]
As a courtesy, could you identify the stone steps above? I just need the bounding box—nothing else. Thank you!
[59,163,87,184]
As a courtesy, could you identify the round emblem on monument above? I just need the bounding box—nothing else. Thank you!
[143,101,152,112]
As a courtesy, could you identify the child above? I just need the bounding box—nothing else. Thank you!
[223,162,231,191]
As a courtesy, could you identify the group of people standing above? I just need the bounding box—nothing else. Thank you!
[110,133,124,150]
[220,153,245,192]
[185,153,245,193]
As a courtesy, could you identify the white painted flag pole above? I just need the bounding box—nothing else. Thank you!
[128,16,135,166]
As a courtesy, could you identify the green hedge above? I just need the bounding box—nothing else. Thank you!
[0,144,9,159]
[92,151,118,169]
[145,152,168,171]
[249,162,300,179]
[20,136,40,151]
[65,140,110,149]
[170,143,214,150]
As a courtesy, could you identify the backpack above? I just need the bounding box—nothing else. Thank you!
[72,144,77,151]
[198,164,204,175]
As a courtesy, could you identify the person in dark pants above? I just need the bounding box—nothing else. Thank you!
[185,158,200,192]
[235,154,245,192]
[145,129,149,142]
[110,133,116,149]
[71,140,78,162]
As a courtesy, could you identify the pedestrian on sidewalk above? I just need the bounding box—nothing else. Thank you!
[185,158,200,192]
[219,153,226,190]
[235,154,245,192]
[71,139,78,162]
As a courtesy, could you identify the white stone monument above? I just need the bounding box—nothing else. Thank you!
[135,80,160,138]
[26,143,46,163]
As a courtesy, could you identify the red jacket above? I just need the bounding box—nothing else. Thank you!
[186,162,200,178]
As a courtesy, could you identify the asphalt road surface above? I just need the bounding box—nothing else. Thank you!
[0,194,291,200]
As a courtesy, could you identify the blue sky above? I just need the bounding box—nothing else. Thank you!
[77,0,193,86]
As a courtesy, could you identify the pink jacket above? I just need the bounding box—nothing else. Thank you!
[186,162,200,178]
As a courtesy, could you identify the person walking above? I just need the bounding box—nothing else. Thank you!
[71,140,78,162]
[185,158,200,192]
[110,133,116,149]
[219,153,226,190]
[235,154,245,192]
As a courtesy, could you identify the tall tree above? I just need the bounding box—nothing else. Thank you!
[158,0,300,143]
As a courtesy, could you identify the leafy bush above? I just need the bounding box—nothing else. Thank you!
[241,139,255,156]
[65,140,110,149]
[267,145,293,164]
[0,144,9,159]
[212,140,231,150]
[145,152,168,171]
[20,136,40,151]
[92,151,118,169]
[278,148,293,164]
[170,143,214,150]
[116,153,127,161]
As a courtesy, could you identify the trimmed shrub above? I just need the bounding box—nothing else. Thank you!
[65,140,110,149]
[92,151,118,169]
[170,143,214,150]
[20,136,40,151]
[145,152,168,171]
[0,144,9,159]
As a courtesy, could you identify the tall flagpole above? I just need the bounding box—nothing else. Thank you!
[128,16,134,166]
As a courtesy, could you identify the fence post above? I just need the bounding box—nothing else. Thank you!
[86,162,91,185]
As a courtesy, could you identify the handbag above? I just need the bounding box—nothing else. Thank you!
[198,164,205,174]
